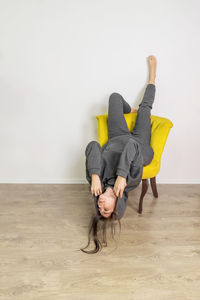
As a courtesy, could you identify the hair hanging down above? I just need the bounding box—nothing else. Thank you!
[80,200,122,254]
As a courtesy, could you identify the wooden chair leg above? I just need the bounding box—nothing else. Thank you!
[138,179,149,214]
[150,176,158,198]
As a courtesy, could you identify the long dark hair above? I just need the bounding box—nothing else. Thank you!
[80,199,121,254]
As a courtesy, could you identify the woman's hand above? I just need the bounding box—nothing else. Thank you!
[91,174,102,196]
[113,175,127,198]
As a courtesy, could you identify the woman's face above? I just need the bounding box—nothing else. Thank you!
[97,192,117,218]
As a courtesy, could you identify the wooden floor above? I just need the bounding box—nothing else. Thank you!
[0,184,200,300]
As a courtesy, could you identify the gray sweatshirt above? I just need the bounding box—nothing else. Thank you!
[86,83,155,218]
[85,133,145,219]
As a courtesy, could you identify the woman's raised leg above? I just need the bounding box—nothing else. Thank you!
[108,92,131,139]
[131,83,156,146]
[131,55,157,146]
[131,55,157,165]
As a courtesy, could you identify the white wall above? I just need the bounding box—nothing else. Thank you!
[0,0,200,184]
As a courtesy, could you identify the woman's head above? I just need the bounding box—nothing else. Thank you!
[80,186,122,254]
[97,187,117,218]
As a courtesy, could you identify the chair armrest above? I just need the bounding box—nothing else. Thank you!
[150,118,173,162]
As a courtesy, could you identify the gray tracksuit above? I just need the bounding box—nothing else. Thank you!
[85,84,156,218]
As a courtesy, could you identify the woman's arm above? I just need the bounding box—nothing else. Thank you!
[91,174,102,197]
[85,141,103,197]
[113,175,127,198]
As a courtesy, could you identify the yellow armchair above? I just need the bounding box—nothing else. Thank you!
[96,113,173,213]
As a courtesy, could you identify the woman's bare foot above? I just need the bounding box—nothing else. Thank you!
[148,55,157,85]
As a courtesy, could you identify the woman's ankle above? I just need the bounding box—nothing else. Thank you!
[148,80,155,85]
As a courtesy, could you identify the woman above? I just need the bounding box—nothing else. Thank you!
[81,55,157,254]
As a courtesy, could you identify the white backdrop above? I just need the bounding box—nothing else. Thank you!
[0,0,200,183]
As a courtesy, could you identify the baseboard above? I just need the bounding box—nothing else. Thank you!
[0,179,199,184]
[0,179,87,184]
[155,179,200,184]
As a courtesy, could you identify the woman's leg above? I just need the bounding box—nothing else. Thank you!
[131,83,156,166]
[108,92,131,139]
[131,83,156,146]
[131,55,157,148]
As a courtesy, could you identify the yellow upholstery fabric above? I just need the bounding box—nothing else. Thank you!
[96,113,173,179]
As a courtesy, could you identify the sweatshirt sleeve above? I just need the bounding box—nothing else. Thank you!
[116,138,143,191]
[116,139,139,178]
[85,141,103,177]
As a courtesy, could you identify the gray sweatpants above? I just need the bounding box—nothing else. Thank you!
[108,83,155,163]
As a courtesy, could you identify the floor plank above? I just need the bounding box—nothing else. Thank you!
[0,184,200,300]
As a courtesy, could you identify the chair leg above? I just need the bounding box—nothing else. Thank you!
[150,176,158,198]
[138,179,149,214]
